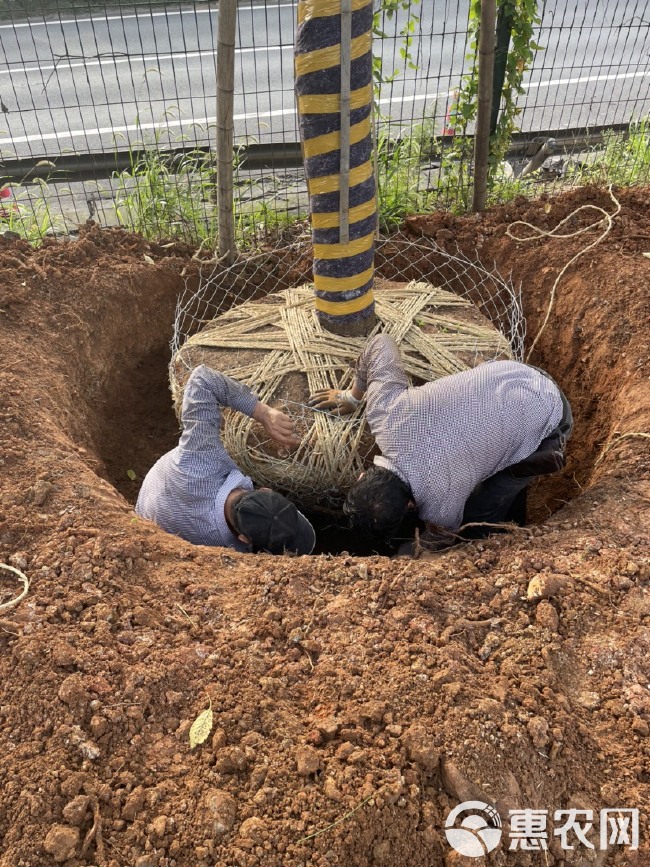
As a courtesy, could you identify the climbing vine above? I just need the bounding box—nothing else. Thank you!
[372,0,421,93]
[445,0,542,202]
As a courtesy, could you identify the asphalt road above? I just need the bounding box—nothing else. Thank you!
[0,0,649,160]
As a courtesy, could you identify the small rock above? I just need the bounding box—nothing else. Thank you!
[631,716,649,737]
[295,744,320,775]
[43,824,79,862]
[89,715,108,738]
[346,748,366,764]
[323,778,343,802]
[57,674,88,707]
[51,642,79,668]
[211,728,227,751]
[62,795,91,826]
[527,573,567,601]
[315,716,340,741]
[202,788,237,835]
[135,856,158,867]
[380,774,405,806]
[60,773,85,798]
[527,716,550,750]
[358,701,387,724]
[149,815,168,839]
[334,742,355,761]
[32,479,53,506]
[122,786,146,821]
[577,691,601,710]
[238,816,265,843]
[214,746,247,774]
[535,601,559,631]
[401,724,439,771]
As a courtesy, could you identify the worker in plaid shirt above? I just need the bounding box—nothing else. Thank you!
[309,334,572,546]
[137,365,315,555]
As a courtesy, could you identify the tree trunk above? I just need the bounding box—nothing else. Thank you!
[295,0,377,336]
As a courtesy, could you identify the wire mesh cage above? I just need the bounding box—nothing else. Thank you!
[169,233,525,511]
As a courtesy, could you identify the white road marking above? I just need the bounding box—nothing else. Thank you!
[0,70,648,148]
[0,3,296,30]
[0,45,289,76]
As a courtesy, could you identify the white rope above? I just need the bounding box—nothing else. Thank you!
[0,563,29,611]
[506,186,621,361]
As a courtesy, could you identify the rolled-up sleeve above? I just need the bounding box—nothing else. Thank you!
[354,334,410,393]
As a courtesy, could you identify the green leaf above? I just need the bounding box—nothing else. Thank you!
[126,469,137,481]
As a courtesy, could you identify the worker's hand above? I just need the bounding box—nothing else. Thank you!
[307,388,360,415]
[253,403,300,449]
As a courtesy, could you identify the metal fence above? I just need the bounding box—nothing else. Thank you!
[0,0,649,241]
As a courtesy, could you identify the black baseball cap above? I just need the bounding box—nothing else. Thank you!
[233,490,316,555]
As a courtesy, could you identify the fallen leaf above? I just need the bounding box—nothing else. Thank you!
[126,469,137,481]
[189,699,213,749]
[143,254,155,265]
[642,252,650,259]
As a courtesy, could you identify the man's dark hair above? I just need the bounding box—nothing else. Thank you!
[344,466,413,539]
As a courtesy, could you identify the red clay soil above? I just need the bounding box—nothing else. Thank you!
[0,187,649,867]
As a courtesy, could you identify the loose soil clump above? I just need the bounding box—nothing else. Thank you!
[0,187,648,867]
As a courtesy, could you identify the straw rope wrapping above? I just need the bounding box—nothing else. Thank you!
[170,281,512,510]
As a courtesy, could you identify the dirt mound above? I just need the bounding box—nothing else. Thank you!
[0,189,649,867]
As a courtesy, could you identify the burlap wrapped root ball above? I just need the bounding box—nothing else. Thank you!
[170,280,513,512]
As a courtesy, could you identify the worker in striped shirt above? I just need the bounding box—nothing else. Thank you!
[309,334,572,547]
[136,365,315,555]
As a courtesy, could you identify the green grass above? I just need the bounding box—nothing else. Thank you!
[567,117,650,187]
[4,117,649,247]
[112,148,219,244]
[0,180,66,243]
[376,127,434,231]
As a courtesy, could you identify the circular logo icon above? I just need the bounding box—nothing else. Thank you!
[445,800,503,858]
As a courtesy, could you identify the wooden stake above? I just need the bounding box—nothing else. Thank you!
[216,0,237,262]
[472,0,497,213]
[339,0,352,245]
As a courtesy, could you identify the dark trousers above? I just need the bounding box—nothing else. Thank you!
[460,378,573,539]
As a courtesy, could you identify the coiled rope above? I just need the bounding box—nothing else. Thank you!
[506,186,621,361]
[0,562,29,611]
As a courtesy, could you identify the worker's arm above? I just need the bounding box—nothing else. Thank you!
[308,334,409,414]
[180,365,299,452]
[353,334,409,395]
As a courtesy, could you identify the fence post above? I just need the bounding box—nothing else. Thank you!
[472,0,497,213]
[216,0,236,262]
